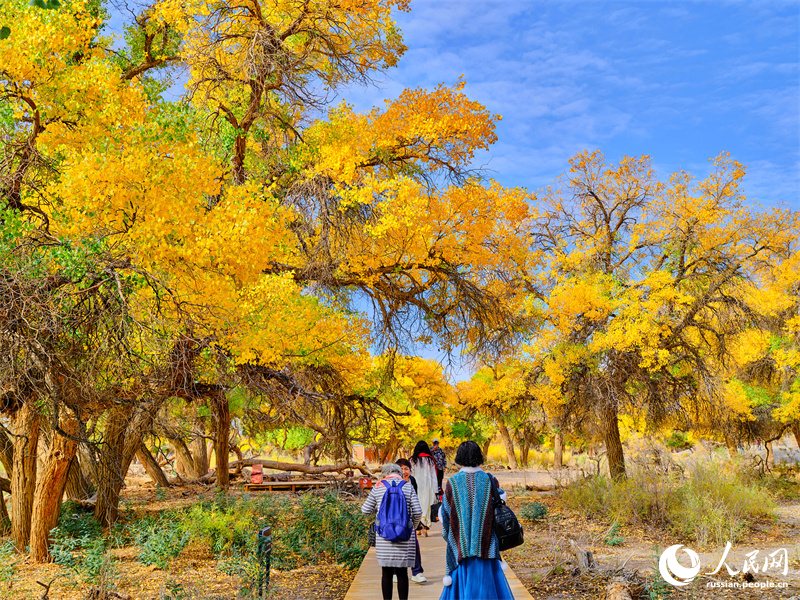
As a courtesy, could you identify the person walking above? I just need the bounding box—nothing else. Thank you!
[430,439,447,494]
[439,440,514,600]
[396,458,427,584]
[410,440,438,537]
[362,463,423,600]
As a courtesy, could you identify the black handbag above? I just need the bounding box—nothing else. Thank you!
[368,522,376,547]
[490,477,524,551]
[430,501,442,523]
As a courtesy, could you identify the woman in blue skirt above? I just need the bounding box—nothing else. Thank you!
[439,441,514,600]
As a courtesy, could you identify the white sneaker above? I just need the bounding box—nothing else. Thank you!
[392,575,397,583]
[411,574,427,584]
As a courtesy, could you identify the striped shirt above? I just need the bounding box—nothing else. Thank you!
[361,475,422,567]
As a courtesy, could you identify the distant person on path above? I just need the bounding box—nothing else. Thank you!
[410,440,438,537]
[430,439,447,494]
[439,441,514,600]
[362,463,423,600]
[396,458,427,584]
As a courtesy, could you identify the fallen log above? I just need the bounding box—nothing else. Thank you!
[85,588,131,600]
[228,458,374,476]
[606,578,633,600]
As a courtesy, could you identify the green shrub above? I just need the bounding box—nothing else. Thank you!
[49,505,117,585]
[0,539,18,585]
[519,501,548,522]
[665,431,692,450]
[57,502,103,540]
[273,492,370,570]
[603,522,625,546]
[136,520,191,569]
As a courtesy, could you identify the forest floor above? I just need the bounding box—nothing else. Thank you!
[503,490,800,600]
[5,443,800,600]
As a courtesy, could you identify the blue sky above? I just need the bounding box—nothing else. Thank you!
[338,0,800,210]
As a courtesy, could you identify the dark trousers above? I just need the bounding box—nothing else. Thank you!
[436,468,444,493]
[412,535,423,576]
[381,566,408,600]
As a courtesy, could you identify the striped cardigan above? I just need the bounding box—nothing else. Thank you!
[361,475,422,567]
[440,467,504,577]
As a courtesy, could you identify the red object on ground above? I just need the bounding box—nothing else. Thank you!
[251,464,263,484]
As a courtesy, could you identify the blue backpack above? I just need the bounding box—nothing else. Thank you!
[376,479,411,542]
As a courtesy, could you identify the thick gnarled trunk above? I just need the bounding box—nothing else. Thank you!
[11,402,40,550]
[95,400,160,527]
[601,401,626,479]
[30,413,79,562]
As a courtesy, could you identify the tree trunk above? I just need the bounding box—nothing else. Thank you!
[95,401,158,527]
[765,440,774,470]
[30,413,79,562]
[482,438,491,458]
[520,439,530,467]
[11,402,40,550]
[494,411,518,469]
[136,444,170,488]
[791,422,800,451]
[169,436,199,479]
[64,455,92,501]
[214,393,230,490]
[0,423,14,476]
[724,432,738,458]
[553,430,564,470]
[78,442,101,489]
[191,417,210,477]
[94,405,130,528]
[0,492,9,534]
[380,433,399,464]
[601,401,626,479]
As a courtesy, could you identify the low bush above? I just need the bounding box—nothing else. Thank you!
[50,504,117,585]
[0,539,18,585]
[114,489,369,592]
[665,431,692,450]
[562,459,774,546]
[519,501,548,522]
[136,520,191,569]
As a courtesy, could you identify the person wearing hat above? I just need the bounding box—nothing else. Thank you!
[430,439,446,495]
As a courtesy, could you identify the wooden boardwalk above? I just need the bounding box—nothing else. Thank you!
[345,524,533,600]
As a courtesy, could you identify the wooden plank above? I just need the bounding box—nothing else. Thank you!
[345,524,533,600]
[243,480,334,492]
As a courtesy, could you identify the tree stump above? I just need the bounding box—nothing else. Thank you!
[569,538,598,572]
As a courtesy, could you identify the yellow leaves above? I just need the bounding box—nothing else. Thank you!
[304,81,499,187]
[729,330,771,368]
[222,273,372,371]
[547,273,614,332]
[155,0,407,107]
[721,379,755,420]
